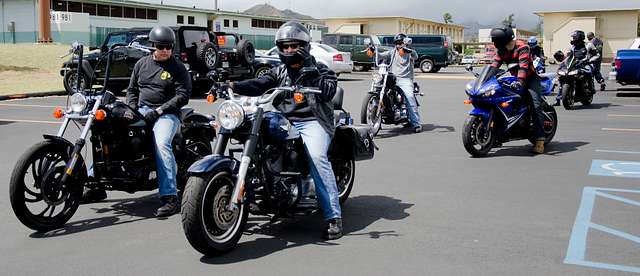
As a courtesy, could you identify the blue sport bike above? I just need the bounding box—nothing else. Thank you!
[462,65,558,157]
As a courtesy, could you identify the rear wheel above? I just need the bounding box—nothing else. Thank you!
[197,43,219,70]
[331,159,355,204]
[360,94,382,136]
[561,83,574,110]
[420,59,435,73]
[528,104,558,145]
[462,115,494,157]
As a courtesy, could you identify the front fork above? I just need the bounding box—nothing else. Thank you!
[228,108,264,211]
[58,102,100,185]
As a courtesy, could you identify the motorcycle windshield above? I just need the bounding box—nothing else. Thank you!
[474,65,500,91]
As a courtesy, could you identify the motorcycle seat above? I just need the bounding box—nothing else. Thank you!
[332,87,344,111]
[179,107,194,122]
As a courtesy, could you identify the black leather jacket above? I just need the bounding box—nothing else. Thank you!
[232,60,338,137]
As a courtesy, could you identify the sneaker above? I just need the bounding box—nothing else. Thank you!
[324,218,343,240]
[155,195,179,217]
[414,125,423,133]
[600,82,606,91]
[81,188,107,204]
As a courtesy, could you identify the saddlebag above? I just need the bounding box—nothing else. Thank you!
[331,125,375,161]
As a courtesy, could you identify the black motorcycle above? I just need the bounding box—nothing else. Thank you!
[10,42,215,232]
[360,41,423,136]
[555,52,595,110]
[181,82,375,256]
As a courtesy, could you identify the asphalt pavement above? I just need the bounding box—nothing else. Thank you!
[1,66,639,275]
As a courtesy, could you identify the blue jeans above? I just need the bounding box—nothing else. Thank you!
[139,106,180,196]
[292,120,341,220]
[396,78,422,128]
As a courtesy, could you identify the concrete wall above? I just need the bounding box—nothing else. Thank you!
[1,0,38,43]
[325,17,464,42]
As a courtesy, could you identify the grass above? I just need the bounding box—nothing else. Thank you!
[0,43,70,96]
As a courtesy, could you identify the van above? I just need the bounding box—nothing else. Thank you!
[322,33,378,71]
[379,34,453,73]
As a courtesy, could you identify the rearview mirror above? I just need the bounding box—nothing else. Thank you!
[403,37,412,45]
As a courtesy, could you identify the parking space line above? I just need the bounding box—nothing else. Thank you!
[596,149,640,155]
[0,103,58,108]
[608,114,640,118]
[602,128,640,132]
[0,118,59,124]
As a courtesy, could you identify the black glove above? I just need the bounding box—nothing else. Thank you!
[402,47,413,53]
[510,79,524,91]
[144,110,160,124]
[297,47,314,67]
[128,103,138,110]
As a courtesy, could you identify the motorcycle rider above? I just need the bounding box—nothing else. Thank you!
[376,33,422,133]
[124,25,192,217]
[490,27,546,154]
[554,30,601,106]
[219,21,343,240]
[587,32,606,91]
[528,36,545,60]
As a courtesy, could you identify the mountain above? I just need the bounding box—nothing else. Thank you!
[244,4,318,23]
[462,21,494,42]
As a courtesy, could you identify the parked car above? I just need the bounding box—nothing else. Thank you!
[322,33,377,71]
[264,42,353,76]
[252,50,282,78]
[60,26,255,95]
[460,55,477,64]
[610,38,640,86]
[379,34,453,73]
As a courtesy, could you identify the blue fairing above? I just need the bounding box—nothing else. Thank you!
[188,154,239,175]
[468,108,490,120]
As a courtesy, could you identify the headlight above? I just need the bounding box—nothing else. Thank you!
[568,70,578,76]
[372,73,382,84]
[69,93,87,113]
[483,89,496,97]
[217,101,244,130]
[558,70,567,76]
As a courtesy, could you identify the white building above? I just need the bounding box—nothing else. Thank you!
[478,28,539,43]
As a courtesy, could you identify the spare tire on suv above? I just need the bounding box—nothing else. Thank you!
[196,42,219,70]
[236,39,255,65]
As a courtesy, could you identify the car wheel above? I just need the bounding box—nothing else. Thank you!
[254,66,270,78]
[63,69,90,94]
[420,59,435,73]
[353,65,365,72]
[236,39,255,65]
[197,43,219,70]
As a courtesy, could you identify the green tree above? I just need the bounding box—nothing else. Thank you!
[443,13,453,24]
[502,14,515,28]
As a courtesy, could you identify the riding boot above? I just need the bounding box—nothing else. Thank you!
[155,195,179,217]
[531,140,545,154]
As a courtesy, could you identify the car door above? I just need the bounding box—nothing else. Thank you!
[352,35,371,64]
[337,35,355,61]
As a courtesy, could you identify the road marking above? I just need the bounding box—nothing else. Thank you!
[608,114,640,118]
[565,187,640,273]
[0,118,59,124]
[0,103,59,108]
[596,149,640,155]
[622,105,640,107]
[589,160,640,178]
[602,128,640,132]
[414,75,475,80]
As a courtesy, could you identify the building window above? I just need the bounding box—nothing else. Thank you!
[97,4,110,16]
[223,19,229,27]
[135,8,146,19]
[257,19,265,28]
[188,16,195,25]
[110,6,122,17]
[52,0,67,11]
[147,9,157,20]
[67,1,81,12]
[177,15,184,24]
[251,19,257,28]
[233,20,238,28]
[82,3,96,15]
[122,7,134,18]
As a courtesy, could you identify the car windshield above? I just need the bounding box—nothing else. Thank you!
[315,44,338,53]
[474,65,500,91]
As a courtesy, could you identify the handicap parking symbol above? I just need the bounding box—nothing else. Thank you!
[589,160,640,178]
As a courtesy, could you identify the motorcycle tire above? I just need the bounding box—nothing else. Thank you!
[528,104,558,145]
[331,158,355,204]
[561,83,574,110]
[581,91,594,106]
[462,115,494,157]
[10,140,85,232]
[181,171,247,256]
[360,94,382,136]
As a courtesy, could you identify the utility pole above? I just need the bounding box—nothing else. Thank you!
[38,0,52,43]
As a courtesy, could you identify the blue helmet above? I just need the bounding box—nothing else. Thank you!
[527,36,538,47]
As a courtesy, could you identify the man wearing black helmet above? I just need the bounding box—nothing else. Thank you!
[587,32,606,91]
[554,30,600,106]
[490,27,546,154]
[126,25,192,217]
[222,21,343,240]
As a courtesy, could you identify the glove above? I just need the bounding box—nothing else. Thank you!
[128,103,138,110]
[402,47,413,53]
[211,82,230,99]
[510,80,524,91]
[296,47,314,67]
[144,110,160,124]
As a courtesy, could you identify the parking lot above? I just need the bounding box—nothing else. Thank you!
[1,66,639,275]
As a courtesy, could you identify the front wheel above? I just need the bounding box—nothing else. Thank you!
[360,94,382,136]
[331,159,355,204]
[10,141,85,232]
[181,172,247,256]
[462,115,495,157]
[561,83,574,110]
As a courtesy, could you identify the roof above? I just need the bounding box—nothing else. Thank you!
[534,7,640,16]
[323,16,465,28]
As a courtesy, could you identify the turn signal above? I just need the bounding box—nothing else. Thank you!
[95,109,107,121]
[53,107,64,119]
[366,49,374,57]
[463,99,472,105]
[293,92,304,104]
[217,36,226,46]
[500,102,510,108]
[207,94,216,103]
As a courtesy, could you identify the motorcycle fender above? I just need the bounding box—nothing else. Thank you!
[42,135,74,149]
[187,154,238,175]
[468,108,490,121]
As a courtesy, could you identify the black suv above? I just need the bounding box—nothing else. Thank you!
[60,26,255,94]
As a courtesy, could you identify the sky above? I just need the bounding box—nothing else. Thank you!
[151,0,640,29]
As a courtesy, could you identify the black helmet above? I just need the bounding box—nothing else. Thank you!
[586,32,595,40]
[570,30,585,45]
[394,33,407,44]
[274,21,311,67]
[553,50,565,63]
[149,26,175,45]
[490,27,514,50]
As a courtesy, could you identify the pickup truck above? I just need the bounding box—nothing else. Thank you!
[611,38,640,86]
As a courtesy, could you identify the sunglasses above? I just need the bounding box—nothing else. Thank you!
[155,44,173,50]
[281,43,300,50]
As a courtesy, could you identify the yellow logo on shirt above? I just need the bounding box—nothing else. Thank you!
[160,71,172,80]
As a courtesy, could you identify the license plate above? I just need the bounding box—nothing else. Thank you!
[222,62,229,68]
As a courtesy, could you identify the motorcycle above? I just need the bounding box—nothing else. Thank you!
[554,52,595,110]
[462,64,558,157]
[533,56,545,74]
[10,41,215,232]
[181,79,375,256]
[360,39,423,136]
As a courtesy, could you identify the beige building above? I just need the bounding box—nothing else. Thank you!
[535,8,640,61]
[323,16,464,43]
[478,28,539,43]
